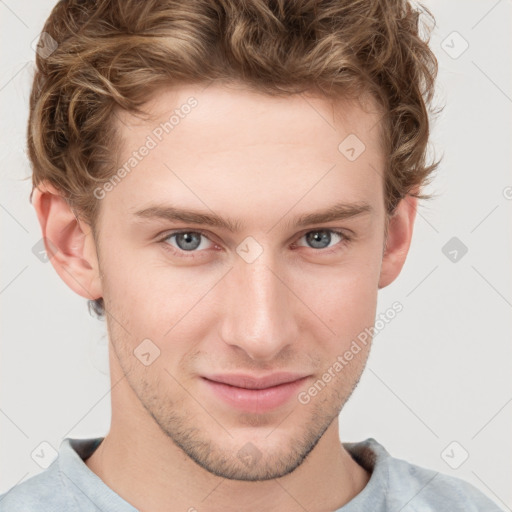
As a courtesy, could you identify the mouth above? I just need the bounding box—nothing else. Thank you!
[200,373,310,413]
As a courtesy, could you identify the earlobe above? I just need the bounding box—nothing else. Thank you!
[378,195,418,289]
[31,181,103,301]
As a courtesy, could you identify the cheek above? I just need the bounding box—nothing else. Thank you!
[98,238,166,329]
[318,274,378,342]
[99,242,223,337]
[288,254,382,358]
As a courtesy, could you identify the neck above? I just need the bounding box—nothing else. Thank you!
[86,419,369,512]
[85,363,370,512]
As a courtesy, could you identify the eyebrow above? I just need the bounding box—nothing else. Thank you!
[132,201,373,232]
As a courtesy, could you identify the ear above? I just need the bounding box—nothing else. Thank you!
[31,181,103,301]
[378,194,418,289]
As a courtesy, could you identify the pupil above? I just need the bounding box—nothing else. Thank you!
[177,232,200,251]
[307,230,330,249]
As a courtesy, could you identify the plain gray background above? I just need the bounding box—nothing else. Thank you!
[1,0,511,508]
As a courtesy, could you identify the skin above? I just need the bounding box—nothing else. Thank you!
[32,82,417,512]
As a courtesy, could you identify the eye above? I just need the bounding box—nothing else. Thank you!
[158,228,351,259]
[294,229,349,251]
[159,230,215,256]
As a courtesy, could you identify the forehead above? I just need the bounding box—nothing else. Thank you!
[105,83,386,227]
[118,82,383,154]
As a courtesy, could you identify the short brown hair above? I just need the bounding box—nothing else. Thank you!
[28,0,442,318]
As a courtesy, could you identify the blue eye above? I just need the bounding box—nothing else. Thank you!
[158,228,350,259]
[160,231,213,254]
[298,229,346,250]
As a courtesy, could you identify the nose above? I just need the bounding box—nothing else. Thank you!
[219,254,300,362]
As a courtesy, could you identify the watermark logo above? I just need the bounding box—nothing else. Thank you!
[93,97,198,200]
[441,441,469,469]
[338,134,366,162]
[236,236,264,263]
[134,338,161,366]
[31,441,58,469]
[32,237,58,263]
[31,32,58,59]
[298,301,403,405]
[237,442,262,468]
[442,236,468,263]
[441,31,469,60]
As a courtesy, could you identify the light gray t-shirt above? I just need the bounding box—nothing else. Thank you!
[0,437,503,511]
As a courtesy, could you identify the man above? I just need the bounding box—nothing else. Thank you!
[0,0,503,510]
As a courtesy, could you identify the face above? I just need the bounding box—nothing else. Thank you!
[90,83,388,480]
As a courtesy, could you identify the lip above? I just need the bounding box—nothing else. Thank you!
[202,372,309,389]
[201,373,310,413]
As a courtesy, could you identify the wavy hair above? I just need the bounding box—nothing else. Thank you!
[28,0,442,318]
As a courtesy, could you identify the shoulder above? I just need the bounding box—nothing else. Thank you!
[385,454,502,511]
[345,438,503,512]
[0,460,75,512]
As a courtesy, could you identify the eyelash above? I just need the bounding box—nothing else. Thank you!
[157,228,352,259]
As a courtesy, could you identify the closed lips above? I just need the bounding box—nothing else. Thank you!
[201,373,310,390]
